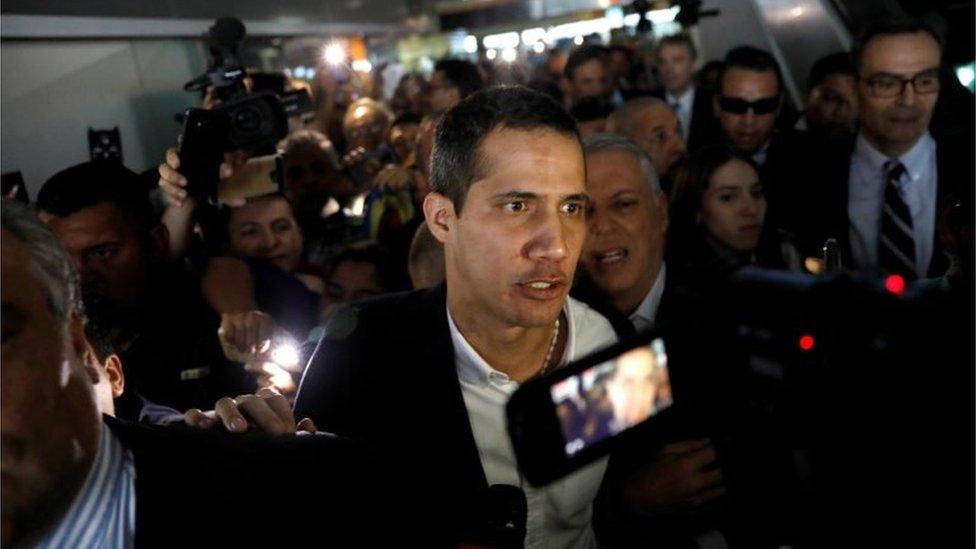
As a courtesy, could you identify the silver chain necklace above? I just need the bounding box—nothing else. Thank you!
[537,316,561,378]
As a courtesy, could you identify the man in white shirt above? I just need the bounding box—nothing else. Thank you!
[846,18,944,279]
[793,16,970,278]
[289,86,620,547]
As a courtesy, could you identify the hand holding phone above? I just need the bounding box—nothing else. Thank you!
[619,439,726,518]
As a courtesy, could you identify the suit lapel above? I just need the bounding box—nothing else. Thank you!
[420,285,489,493]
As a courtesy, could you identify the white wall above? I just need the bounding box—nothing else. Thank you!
[694,0,772,64]
[1,39,205,198]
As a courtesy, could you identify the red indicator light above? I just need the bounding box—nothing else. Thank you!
[884,274,906,295]
[799,334,815,351]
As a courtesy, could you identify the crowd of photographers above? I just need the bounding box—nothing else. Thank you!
[3,11,974,548]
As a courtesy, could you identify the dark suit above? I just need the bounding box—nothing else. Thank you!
[652,85,720,154]
[102,415,372,546]
[788,132,973,278]
[294,285,496,545]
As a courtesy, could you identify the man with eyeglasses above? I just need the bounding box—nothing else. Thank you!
[796,17,973,280]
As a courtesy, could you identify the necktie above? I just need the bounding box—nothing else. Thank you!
[877,161,917,279]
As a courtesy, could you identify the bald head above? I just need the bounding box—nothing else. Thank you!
[607,98,687,177]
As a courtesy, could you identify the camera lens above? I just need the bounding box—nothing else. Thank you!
[232,106,262,134]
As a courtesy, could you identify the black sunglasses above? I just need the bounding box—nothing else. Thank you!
[718,96,779,115]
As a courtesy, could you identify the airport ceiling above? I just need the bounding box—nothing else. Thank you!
[0,0,432,24]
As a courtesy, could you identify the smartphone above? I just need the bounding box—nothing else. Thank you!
[507,331,674,486]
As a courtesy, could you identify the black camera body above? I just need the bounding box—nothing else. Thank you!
[179,92,288,200]
[177,18,292,201]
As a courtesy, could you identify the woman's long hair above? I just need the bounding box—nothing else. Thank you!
[667,144,761,267]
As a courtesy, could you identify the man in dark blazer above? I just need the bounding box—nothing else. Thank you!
[652,34,719,153]
[791,17,973,279]
[294,86,621,547]
[1,200,369,548]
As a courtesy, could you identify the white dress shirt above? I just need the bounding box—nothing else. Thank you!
[629,264,667,333]
[449,297,617,549]
[848,132,937,278]
[666,86,696,143]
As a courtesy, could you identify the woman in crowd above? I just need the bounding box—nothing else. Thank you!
[667,144,799,291]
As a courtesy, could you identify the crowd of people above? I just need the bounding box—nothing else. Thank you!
[2,12,973,548]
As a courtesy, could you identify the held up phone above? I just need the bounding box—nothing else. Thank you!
[507,331,674,486]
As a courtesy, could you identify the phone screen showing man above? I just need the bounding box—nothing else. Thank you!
[551,338,672,456]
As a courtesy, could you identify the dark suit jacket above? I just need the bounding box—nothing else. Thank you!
[789,132,973,278]
[651,85,720,154]
[103,415,372,547]
[294,285,494,545]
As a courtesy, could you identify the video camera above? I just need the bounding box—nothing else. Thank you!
[508,268,971,544]
[178,17,313,202]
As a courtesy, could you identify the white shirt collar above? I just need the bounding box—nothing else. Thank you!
[629,263,666,329]
[752,139,772,165]
[854,131,935,184]
[448,301,575,386]
[665,85,695,109]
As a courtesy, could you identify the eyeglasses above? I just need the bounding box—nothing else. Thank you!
[860,70,940,98]
[717,96,779,115]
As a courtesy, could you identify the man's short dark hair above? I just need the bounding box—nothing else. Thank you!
[434,59,485,100]
[564,45,608,81]
[718,46,783,96]
[36,160,158,233]
[430,85,579,215]
[807,51,853,91]
[851,16,944,75]
[658,34,698,60]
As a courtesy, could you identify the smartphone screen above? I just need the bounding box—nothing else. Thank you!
[550,338,672,457]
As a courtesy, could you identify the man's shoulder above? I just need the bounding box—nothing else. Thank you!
[320,284,446,341]
[102,417,372,544]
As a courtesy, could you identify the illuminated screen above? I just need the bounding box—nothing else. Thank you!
[550,338,672,457]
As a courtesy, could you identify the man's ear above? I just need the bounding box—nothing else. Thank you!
[149,224,170,263]
[712,94,721,118]
[423,192,456,245]
[103,354,125,399]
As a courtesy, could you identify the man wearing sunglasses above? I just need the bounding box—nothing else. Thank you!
[712,46,785,166]
[794,16,972,281]
[711,46,810,237]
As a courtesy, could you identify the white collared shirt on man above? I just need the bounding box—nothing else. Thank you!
[848,132,937,278]
[666,86,696,142]
[449,297,617,549]
[629,264,667,333]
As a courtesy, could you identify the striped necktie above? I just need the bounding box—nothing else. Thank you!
[877,161,917,280]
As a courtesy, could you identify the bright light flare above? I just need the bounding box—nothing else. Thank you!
[351,59,373,72]
[486,49,497,60]
[501,47,517,63]
[270,341,301,370]
[532,41,546,54]
[324,42,345,65]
